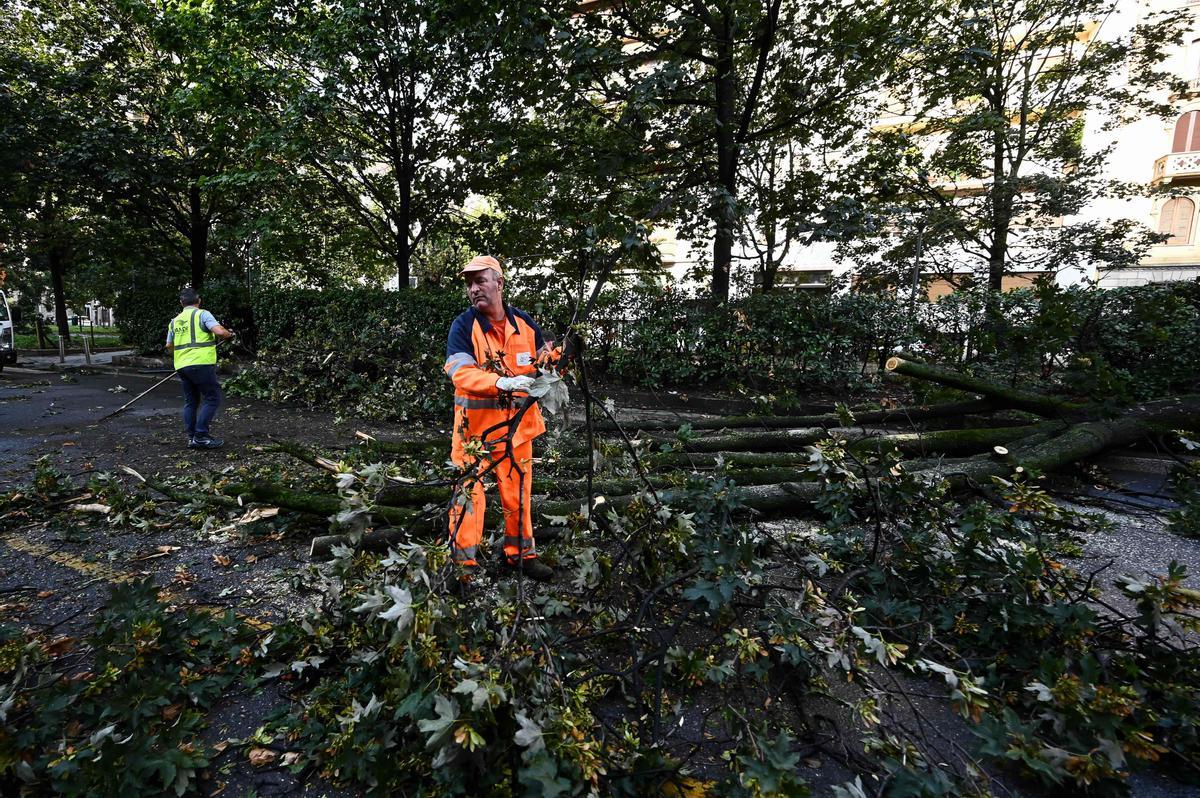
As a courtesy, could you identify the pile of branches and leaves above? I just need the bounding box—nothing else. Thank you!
[221,440,1197,796]
[0,579,260,796]
[5,334,1200,795]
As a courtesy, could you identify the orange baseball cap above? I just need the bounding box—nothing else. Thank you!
[461,255,503,277]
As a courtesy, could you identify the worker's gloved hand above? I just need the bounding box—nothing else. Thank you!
[496,375,535,393]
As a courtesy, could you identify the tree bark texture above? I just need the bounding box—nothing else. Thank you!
[596,399,997,432]
[884,357,1086,418]
[189,181,208,290]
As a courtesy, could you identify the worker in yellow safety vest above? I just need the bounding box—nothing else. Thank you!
[444,256,556,582]
[165,287,233,449]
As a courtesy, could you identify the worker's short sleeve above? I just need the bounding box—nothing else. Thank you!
[198,310,219,332]
[446,315,474,361]
[165,324,174,345]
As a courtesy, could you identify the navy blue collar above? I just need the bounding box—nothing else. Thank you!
[470,304,519,335]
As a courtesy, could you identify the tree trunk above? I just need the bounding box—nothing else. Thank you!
[986,70,1010,297]
[596,398,998,432]
[394,236,410,290]
[760,220,778,292]
[49,248,70,344]
[189,182,208,290]
[395,87,415,291]
[884,356,1086,418]
[927,394,1200,487]
[711,5,737,303]
[848,422,1061,457]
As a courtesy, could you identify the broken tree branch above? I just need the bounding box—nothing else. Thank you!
[884,357,1086,418]
[592,399,998,432]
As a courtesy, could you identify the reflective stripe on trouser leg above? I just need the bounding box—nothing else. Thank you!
[497,439,535,561]
[448,477,486,565]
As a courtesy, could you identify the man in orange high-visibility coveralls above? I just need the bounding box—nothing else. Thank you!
[444,255,555,582]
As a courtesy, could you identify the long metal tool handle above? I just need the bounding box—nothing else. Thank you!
[98,336,231,422]
[99,370,179,422]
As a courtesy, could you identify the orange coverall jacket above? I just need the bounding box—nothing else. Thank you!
[444,305,550,564]
[444,305,548,457]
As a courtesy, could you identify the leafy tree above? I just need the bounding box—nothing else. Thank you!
[272,0,517,290]
[96,0,283,290]
[0,0,119,342]
[843,0,1189,302]
[551,0,914,301]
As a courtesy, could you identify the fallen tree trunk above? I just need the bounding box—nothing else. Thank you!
[318,394,1197,555]
[929,394,1200,487]
[593,399,997,432]
[848,422,1064,458]
[669,422,1060,457]
[217,395,1200,559]
[884,357,1086,418]
[550,450,813,471]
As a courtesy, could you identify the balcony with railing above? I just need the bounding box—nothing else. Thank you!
[1152,151,1200,185]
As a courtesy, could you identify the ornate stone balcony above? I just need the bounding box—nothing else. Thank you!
[1152,151,1200,185]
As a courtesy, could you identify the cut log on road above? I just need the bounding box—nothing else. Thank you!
[848,422,1065,457]
[551,450,813,471]
[884,357,1086,418]
[593,399,997,432]
[928,394,1200,488]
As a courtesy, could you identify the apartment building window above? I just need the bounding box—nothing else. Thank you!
[1158,197,1195,245]
[1172,111,1200,152]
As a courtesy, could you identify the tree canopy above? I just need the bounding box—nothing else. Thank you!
[0,0,1187,320]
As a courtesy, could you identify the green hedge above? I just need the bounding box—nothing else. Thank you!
[115,281,255,356]
[914,280,1200,403]
[226,287,466,422]
[225,283,911,421]
[121,277,1200,422]
[589,288,907,392]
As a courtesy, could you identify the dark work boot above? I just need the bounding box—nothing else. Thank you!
[501,557,554,583]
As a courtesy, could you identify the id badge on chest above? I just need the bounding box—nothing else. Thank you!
[516,352,533,367]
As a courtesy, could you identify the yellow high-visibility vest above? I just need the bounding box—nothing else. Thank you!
[171,307,217,369]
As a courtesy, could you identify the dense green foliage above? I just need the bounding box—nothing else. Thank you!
[217,280,1200,423]
[0,579,255,796]
[5,397,1200,795]
[115,281,255,356]
[584,288,907,393]
[226,287,466,422]
[802,443,1200,794]
[218,283,909,421]
[222,426,1200,796]
[917,280,1200,402]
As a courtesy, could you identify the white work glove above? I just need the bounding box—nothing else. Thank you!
[495,375,535,393]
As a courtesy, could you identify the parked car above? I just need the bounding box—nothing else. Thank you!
[0,291,15,371]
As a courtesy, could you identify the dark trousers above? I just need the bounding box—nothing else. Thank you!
[179,364,222,438]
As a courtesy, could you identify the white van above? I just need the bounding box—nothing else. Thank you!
[0,291,15,372]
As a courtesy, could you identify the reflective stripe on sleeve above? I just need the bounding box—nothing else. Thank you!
[444,352,477,376]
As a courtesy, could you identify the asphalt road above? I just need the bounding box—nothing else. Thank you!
[0,367,182,483]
